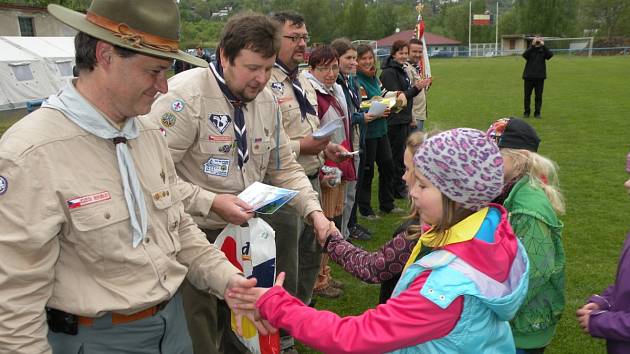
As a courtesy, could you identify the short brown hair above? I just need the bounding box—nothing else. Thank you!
[219,13,281,64]
[74,32,136,73]
[271,11,305,27]
[391,40,409,56]
[308,45,338,69]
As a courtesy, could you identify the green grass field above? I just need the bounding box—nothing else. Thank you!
[1,55,629,353]
[299,55,630,354]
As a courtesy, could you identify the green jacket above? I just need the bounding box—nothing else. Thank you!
[504,176,565,349]
[356,71,387,139]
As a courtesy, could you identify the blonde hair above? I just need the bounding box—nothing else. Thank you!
[501,148,566,215]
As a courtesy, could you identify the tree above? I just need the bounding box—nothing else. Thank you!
[579,0,630,40]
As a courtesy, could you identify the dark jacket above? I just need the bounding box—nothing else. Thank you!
[379,56,421,126]
[522,45,553,80]
[588,231,630,354]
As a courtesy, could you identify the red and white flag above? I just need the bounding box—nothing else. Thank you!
[473,14,491,26]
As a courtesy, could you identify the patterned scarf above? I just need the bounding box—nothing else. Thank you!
[210,59,249,168]
[274,60,316,121]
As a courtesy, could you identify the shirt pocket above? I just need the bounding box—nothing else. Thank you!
[250,137,272,174]
[68,200,140,278]
[198,140,235,179]
[150,187,181,255]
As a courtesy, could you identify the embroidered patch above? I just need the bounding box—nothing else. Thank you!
[203,158,230,177]
[208,114,232,134]
[209,135,233,142]
[270,81,284,96]
[0,176,7,195]
[171,99,185,112]
[66,191,111,209]
[160,112,177,127]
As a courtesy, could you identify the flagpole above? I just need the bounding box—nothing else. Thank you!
[495,1,499,56]
[468,1,472,57]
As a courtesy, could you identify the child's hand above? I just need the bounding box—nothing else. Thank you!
[576,303,600,333]
[229,272,286,311]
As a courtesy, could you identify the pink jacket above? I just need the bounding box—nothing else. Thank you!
[256,206,517,353]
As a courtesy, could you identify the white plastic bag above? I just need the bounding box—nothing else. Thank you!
[214,218,279,354]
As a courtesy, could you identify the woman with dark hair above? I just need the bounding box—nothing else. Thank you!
[354,44,401,219]
[303,45,356,298]
[380,40,428,200]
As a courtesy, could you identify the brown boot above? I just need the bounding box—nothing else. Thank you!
[313,284,343,298]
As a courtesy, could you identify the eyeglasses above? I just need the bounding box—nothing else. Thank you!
[314,65,339,73]
[283,34,310,43]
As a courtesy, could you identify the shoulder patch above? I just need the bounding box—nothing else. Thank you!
[171,99,185,112]
[0,176,7,195]
[160,112,177,128]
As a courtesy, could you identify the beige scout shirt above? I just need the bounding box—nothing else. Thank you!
[0,108,240,353]
[268,66,323,176]
[146,67,322,230]
[404,62,427,121]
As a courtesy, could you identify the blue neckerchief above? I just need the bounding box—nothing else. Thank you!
[274,60,316,121]
[210,59,249,168]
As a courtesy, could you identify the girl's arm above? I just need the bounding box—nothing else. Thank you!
[256,271,462,354]
[325,233,416,284]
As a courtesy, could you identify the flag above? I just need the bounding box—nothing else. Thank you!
[472,14,491,26]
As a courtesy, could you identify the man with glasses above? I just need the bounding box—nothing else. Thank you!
[265,11,329,354]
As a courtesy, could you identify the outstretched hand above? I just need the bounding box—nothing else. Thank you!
[224,274,277,336]
[228,273,287,335]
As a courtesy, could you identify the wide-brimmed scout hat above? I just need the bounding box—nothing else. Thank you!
[48,0,207,67]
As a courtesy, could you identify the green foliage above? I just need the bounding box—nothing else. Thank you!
[298,55,630,354]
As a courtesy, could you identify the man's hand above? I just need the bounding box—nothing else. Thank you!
[300,134,331,155]
[227,273,287,336]
[224,274,277,336]
[210,194,254,225]
[324,143,351,163]
[309,211,340,245]
[576,302,600,333]
[396,92,407,107]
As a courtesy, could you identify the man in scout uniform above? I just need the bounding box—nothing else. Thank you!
[146,13,340,354]
[265,11,334,352]
[0,1,262,353]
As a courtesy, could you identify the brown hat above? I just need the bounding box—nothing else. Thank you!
[48,0,207,67]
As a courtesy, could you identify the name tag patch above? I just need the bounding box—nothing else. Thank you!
[209,114,232,134]
[203,158,230,177]
[67,191,111,209]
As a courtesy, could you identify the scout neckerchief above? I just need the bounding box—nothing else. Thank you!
[336,73,361,111]
[210,59,249,168]
[43,81,148,248]
[403,207,490,270]
[274,60,316,121]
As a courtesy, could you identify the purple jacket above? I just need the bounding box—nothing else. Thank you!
[588,232,630,353]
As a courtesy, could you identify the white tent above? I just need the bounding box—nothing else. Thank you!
[0,37,75,110]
